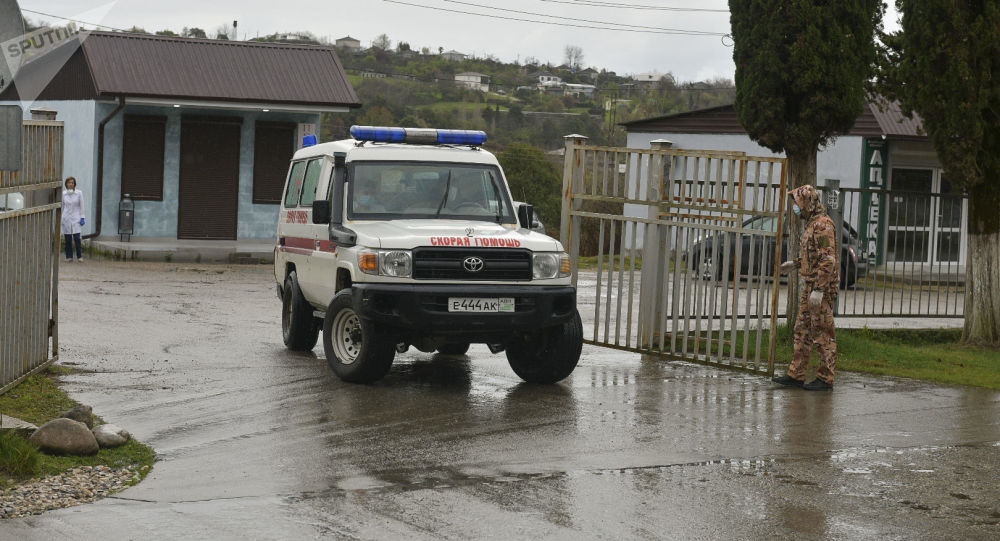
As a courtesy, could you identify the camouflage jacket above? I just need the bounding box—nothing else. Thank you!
[797,214,840,292]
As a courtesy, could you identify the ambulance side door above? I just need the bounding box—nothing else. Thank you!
[299,157,337,303]
[278,158,319,303]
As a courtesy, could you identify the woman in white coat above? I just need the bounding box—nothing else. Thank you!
[62,177,86,261]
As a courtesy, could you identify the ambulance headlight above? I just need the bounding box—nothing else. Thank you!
[379,250,412,277]
[533,252,570,279]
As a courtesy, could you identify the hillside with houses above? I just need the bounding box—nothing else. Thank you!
[18,17,735,151]
[326,34,736,150]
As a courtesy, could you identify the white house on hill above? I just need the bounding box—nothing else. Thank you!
[455,72,490,92]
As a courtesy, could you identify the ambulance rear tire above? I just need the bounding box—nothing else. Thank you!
[282,271,319,351]
[505,310,582,384]
[437,343,470,355]
[323,290,395,383]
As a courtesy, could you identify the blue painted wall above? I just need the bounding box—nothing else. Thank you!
[100,104,320,239]
[6,100,98,235]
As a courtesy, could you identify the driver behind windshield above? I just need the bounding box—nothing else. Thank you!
[449,172,487,211]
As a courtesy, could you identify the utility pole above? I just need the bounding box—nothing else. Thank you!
[605,89,618,144]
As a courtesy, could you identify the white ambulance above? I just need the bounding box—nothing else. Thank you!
[274,126,582,384]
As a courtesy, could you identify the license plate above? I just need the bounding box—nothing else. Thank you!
[448,297,515,313]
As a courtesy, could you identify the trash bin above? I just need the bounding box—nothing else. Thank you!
[118,194,134,242]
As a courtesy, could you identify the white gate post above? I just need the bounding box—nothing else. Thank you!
[561,134,588,287]
[823,178,843,315]
[638,139,672,347]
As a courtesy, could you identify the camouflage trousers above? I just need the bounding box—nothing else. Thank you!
[787,286,837,384]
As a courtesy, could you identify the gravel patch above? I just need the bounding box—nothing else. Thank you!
[0,465,147,519]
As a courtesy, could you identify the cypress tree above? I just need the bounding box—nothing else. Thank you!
[729,0,883,320]
[880,1,1000,345]
[730,0,883,176]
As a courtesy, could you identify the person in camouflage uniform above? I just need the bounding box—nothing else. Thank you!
[772,184,839,391]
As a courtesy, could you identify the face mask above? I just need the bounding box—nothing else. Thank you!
[792,203,801,217]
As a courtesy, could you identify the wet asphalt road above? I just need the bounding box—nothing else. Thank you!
[3,261,999,540]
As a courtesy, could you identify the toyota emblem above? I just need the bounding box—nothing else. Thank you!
[463,256,485,273]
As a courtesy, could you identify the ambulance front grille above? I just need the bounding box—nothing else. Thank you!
[412,247,532,281]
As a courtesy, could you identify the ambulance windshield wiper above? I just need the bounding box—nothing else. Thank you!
[434,169,452,218]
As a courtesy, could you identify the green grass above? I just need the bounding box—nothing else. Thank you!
[0,367,156,488]
[35,439,156,480]
[0,369,79,426]
[653,326,1000,389]
[576,254,643,271]
[780,327,1000,389]
[757,326,1000,389]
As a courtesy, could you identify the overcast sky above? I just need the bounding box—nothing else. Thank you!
[20,0,901,83]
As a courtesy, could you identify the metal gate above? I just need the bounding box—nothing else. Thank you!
[561,136,788,375]
[0,116,63,394]
[819,181,966,318]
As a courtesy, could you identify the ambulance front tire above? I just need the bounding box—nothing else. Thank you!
[282,271,319,351]
[505,310,583,384]
[323,290,395,383]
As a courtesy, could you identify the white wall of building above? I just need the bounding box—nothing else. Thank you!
[624,131,864,189]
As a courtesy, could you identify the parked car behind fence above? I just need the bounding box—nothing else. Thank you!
[690,215,868,289]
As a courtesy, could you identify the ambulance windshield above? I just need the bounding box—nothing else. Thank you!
[348,162,516,223]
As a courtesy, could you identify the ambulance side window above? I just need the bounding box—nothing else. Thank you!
[283,161,307,208]
[299,159,323,207]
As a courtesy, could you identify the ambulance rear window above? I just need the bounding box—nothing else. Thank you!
[283,161,306,207]
[299,160,323,207]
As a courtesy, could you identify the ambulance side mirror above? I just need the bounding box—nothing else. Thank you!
[312,200,331,224]
[517,204,534,230]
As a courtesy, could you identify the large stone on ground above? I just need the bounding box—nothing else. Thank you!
[92,424,130,448]
[29,418,100,456]
[0,414,38,438]
[61,405,94,428]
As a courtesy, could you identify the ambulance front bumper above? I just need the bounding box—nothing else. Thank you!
[351,284,577,337]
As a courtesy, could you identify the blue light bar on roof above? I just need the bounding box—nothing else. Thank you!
[350,125,487,146]
[436,129,487,145]
[302,134,317,147]
[350,125,406,142]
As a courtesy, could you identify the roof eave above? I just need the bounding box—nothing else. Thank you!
[106,95,360,113]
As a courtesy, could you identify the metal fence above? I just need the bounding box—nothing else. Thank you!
[820,182,966,318]
[0,117,63,394]
[562,136,788,375]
